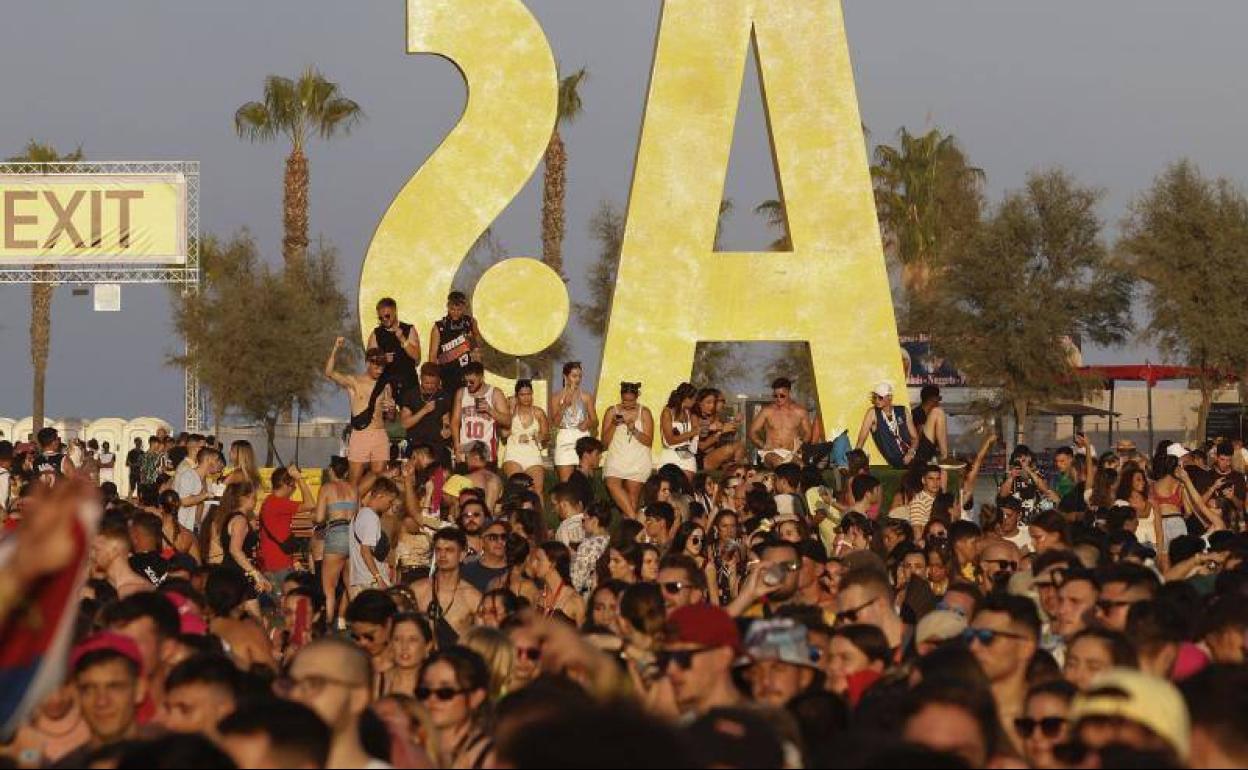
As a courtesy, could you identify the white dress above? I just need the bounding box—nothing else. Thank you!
[503,410,544,469]
[554,394,590,467]
[657,409,698,474]
[604,409,652,483]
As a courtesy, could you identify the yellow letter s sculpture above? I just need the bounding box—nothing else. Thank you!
[358,0,567,405]
[361,0,904,460]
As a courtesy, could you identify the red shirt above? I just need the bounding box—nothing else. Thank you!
[258,495,298,571]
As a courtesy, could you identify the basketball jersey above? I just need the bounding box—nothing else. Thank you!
[459,385,499,459]
[436,315,475,369]
[36,452,65,485]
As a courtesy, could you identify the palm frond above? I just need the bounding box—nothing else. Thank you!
[557,67,588,125]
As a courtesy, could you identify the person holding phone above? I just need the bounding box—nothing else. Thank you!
[601,382,654,521]
[694,388,746,471]
[450,362,511,465]
[550,361,598,482]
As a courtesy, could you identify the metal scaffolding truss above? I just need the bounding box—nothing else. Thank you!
[0,161,205,431]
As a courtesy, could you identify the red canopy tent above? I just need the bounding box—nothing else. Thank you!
[1078,363,1238,450]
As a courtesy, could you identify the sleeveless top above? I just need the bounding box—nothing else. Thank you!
[220,512,260,574]
[663,410,697,457]
[373,322,418,386]
[559,394,588,430]
[459,385,498,453]
[1152,481,1183,510]
[36,452,65,484]
[871,406,912,469]
[435,315,475,369]
[509,410,541,446]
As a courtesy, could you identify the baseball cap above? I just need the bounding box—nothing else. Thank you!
[164,591,209,636]
[872,382,894,398]
[70,631,144,676]
[915,609,968,646]
[1165,443,1191,460]
[1069,669,1190,761]
[739,619,820,670]
[667,604,742,654]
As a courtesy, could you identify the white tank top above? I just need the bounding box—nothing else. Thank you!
[509,409,541,446]
[459,385,498,448]
[663,409,696,453]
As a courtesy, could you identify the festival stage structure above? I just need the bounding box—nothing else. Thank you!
[358,0,903,462]
[0,161,204,431]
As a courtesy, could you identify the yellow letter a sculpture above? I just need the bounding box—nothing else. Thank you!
[597,0,904,450]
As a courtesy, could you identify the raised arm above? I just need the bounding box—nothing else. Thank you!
[289,465,317,514]
[324,337,351,387]
[963,434,997,492]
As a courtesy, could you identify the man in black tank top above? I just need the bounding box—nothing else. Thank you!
[367,297,421,400]
[428,291,481,394]
[34,427,74,485]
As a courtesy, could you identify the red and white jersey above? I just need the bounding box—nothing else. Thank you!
[458,384,499,460]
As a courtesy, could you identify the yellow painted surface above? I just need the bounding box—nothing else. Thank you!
[359,0,561,405]
[0,174,187,263]
[595,0,905,463]
[473,257,569,356]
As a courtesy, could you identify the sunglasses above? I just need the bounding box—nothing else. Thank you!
[835,596,876,624]
[515,646,542,663]
[689,536,703,545]
[981,558,1018,572]
[961,627,1029,646]
[1014,716,1067,739]
[483,532,506,542]
[416,686,467,702]
[661,581,689,595]
[656,646,714,671]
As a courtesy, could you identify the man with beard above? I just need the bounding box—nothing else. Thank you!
[401,363,452,465]
[368,297,421,400]
[728,541,803,619]
[661,604,745,717]
[451,363,511,465]
[461,517,509,593]
[284,638,377,770]
[739,618,822,708]
[966,594,1040,751]
[456,496,488,563]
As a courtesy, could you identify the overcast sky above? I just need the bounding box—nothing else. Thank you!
[3,0,1247,425]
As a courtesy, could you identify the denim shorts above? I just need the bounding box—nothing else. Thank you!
[324,520,351,556]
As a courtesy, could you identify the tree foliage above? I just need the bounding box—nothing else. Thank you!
[871,127,985,318]
[921,168,1133,440]
[171,232,353,454]
[1118,160,1248,437]
[234,67,363,267]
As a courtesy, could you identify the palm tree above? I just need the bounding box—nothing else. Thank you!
[6,141,85,431]
[870,127,984,301]
[235,67,363,268]
[541,67,588,279]
[753,199,791,251]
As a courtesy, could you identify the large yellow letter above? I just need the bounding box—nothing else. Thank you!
[359,0,568,402]
[597,0,903,452]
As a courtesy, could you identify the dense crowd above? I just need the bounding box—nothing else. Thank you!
[1,293,1247,769]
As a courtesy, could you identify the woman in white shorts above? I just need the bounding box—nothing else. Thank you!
[550,361,598,481]
[502,379,549,497]
[602,381,654,521]
[657,382,699,480]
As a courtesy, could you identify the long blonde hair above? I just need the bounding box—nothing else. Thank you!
[462,627,514,701]
[229,440,261,487]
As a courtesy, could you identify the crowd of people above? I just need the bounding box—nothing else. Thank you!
[1,294,1248,769]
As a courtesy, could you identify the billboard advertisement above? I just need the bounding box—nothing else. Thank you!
[901,334,968,387]
[0,173,187,264]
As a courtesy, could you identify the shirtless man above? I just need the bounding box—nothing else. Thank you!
[749,378,812,469]
[912,384,950,466]
[410,528,481,646]
[450,362,512,465]
[325,337,394,486]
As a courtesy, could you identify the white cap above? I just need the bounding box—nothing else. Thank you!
[1165,443,1190,460]
[872,382,894,398]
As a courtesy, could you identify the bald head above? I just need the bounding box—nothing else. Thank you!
[293,636,372,686]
